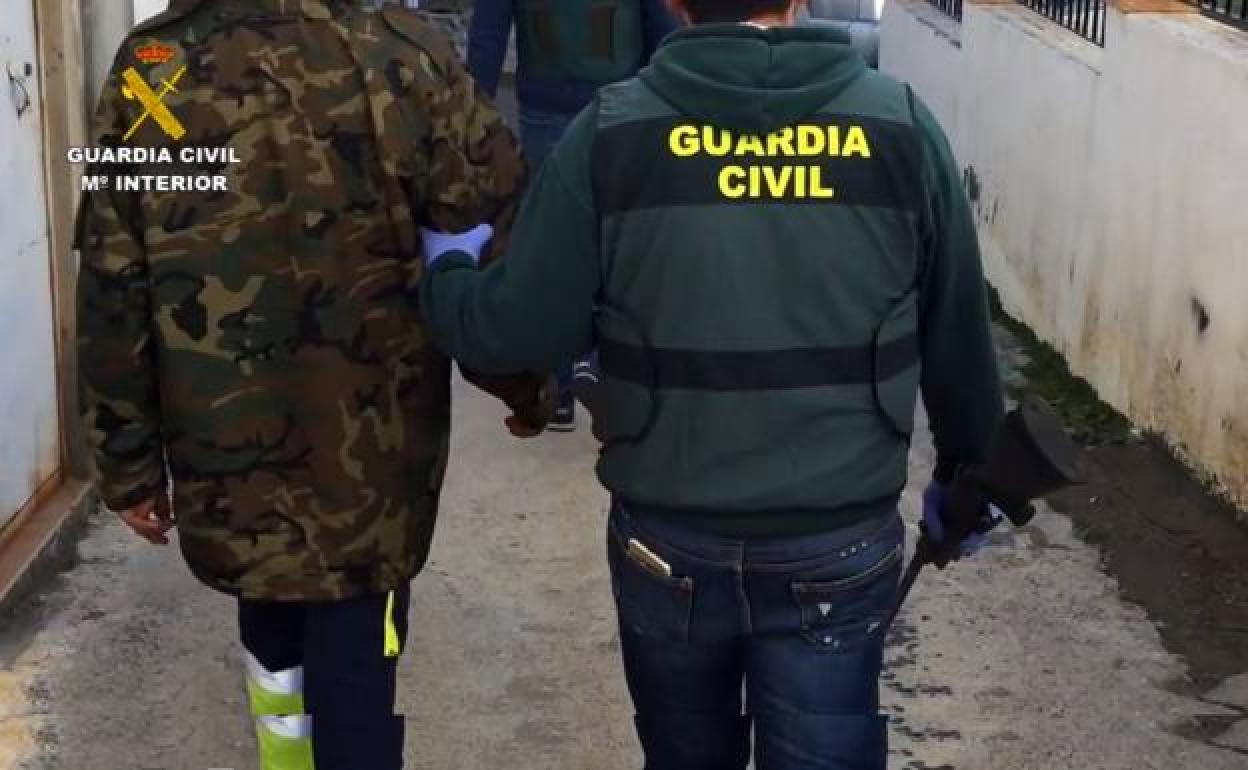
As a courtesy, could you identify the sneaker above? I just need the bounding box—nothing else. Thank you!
[549,398,576,432]
[572,359,600,388]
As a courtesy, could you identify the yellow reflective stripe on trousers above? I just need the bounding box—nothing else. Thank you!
[384,590,401,658]
[256,715,315,770]
[248,678,306,718]
[246,653,305,717]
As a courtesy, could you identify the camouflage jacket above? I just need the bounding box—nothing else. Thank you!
[77,0,542,601]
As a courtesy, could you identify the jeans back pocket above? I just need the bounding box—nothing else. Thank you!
[790,543,902,652]
[607,526,694,644]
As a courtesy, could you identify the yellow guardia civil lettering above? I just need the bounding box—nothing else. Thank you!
[669,123,873,200]
[669,124,872,158]
[718,164,836,199]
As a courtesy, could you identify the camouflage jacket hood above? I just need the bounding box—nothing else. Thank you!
[77,0,537,600]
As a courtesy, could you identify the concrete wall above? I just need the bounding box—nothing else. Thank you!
[80,0,133,108]
[882,0,1248,509]
[132,0,168,24]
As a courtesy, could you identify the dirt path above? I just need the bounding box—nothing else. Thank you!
[992,320,1248,761]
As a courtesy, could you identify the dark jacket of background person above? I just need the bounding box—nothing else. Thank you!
[467,0,678,116]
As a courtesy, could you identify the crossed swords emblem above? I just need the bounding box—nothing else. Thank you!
[121,64,188,142]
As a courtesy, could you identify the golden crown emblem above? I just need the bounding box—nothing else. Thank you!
[135,43,176,65]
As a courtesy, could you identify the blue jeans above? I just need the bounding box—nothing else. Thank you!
[519,105,579,404]
[518,103,575,170]
[607,502,904,770]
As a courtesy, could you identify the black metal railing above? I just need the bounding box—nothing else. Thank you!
[1018,0,1107,45]
[1199,0,1248,27]
[926,0,965,21]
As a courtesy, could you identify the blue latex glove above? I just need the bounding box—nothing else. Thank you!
[420,224,494,268]
[921,481,1004,561]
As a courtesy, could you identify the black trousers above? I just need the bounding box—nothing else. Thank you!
[238,586,412,770]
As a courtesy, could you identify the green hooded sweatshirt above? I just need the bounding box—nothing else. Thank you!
[423,24,1004,536]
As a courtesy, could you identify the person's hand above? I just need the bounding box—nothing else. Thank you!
[118,493,175,545]
[420,224,495,268]
[921,481,1002,565]
[505,414,544,438]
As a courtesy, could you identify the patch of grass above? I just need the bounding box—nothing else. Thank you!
[988,286,1131,445]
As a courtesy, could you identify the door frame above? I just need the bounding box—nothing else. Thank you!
[33,0,93,481]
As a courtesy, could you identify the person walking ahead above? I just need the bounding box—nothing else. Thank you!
[467,0,677,431]
[76,2,547,768]
[421,0,1004,767]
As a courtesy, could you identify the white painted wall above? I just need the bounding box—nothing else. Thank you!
[882,0,1248,509]
[0,0,62,525]
[132,0,168,24]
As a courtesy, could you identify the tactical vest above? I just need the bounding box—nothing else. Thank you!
[588,75,928,519]
[515,0,645,84]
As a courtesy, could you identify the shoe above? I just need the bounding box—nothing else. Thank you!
[572,359,600,389]
[571,359,603,432]
[549,399,576,432]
